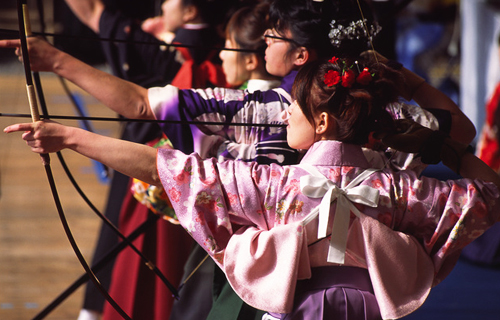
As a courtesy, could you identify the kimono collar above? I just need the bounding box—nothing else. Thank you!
[300,140,371,168]
[246,79,282,93]
[279,70,298,94]
[182,23,210,30]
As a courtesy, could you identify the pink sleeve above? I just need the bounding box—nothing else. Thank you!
[375,170,500,284]
[409,177,500,283]
[156,149,315,313]
[224,223,311,313]
[156,148,275,266]
[356,171,500,318]
[355,214,434,319]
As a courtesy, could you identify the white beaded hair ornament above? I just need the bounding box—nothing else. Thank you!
[328,19,381,48]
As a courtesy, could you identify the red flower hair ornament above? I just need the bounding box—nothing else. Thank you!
[328,56,339,64]
[324,70,341,87]
[356,68,373,85]
[341,69,356,88]
[323,57,373,88]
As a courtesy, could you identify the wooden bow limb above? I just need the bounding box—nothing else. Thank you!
[16,2,132,319]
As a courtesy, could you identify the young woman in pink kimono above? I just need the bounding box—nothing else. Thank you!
[6,57,500,320]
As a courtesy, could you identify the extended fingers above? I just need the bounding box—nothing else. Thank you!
[4,121,61,154]
[4,123,35,133]
[0,39,23,61]
[0,39,21,49]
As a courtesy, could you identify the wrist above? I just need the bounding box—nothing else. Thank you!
[52,50,70,75]
[419,130,448,165]
[440,138,473,174]
[400,67,426,101]
[64,126,83,151]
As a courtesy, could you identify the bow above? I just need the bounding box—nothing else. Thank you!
[16,1,133,319]
[16,3,181,319]
[299,164,379,264]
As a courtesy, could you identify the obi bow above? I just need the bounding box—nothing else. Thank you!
[298,164,380,264]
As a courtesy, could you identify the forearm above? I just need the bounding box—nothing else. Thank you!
[411,81,476,145]
[5,121,160,186]
[64,0,104,33]
[441,138,500,189]
[2,36,155,120]
[65,126,160,186]
[52,50,154,120]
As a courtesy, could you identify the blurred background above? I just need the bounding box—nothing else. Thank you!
[0,0,500,319]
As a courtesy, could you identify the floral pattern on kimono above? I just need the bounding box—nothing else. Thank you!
[156,140,500,318]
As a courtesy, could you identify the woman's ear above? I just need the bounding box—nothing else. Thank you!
[293,47,312,67]
[182,5,199,23]
[294,47,315,67]
[245,53,259,72]
[316,112,337,139]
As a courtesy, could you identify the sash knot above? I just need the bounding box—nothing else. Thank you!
[299,166,379,264]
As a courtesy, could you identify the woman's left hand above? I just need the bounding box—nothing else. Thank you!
[4,120,70,154]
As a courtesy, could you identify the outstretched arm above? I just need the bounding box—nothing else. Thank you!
[0,37,155,120]
[4,121,160,186]
[64,0,104,33]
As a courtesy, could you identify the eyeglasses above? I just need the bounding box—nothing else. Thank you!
[263,29,299,46]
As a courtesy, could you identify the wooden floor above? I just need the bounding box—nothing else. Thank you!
[0,61,120,320]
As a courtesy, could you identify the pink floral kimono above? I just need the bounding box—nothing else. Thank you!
[157,140,500,319]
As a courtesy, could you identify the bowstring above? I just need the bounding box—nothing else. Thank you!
[0,112,285,127]
[356,0,403,171]
[0,27,257,53]
[356,0,378,64]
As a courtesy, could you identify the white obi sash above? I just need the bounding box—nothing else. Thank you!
[298,164,379,264]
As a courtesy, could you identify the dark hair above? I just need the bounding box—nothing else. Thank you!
[291,56,402,145]
[182,0,233,26]
[225,2,270,57]
[268,0,378,59]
